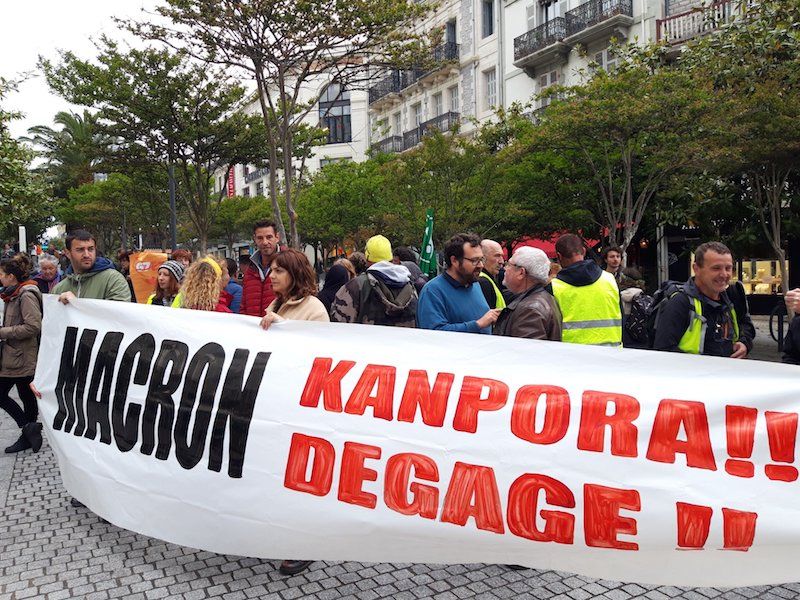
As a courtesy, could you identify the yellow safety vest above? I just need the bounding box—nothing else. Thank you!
[147,292,182,308]
[677,297,739,354]
[551,271,622,346]
[479,271,506,310]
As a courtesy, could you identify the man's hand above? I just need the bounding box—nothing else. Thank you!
[731,342,748,359]
[785,288,800,313]
[476,309,502,330]
[58,291,77,305]
[30,382,42,399]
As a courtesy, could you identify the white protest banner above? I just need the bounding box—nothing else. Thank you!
[34,295,800,587]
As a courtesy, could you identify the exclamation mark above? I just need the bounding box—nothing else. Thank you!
[764,411,799,482]
[725,405,757,478]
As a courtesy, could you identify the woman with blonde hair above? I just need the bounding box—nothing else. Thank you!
[179,257,231,313]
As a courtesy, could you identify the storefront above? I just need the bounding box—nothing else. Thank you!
[734,258,787,315]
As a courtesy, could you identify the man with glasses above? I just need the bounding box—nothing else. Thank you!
[417,233,500,334]
[495,246,561,340]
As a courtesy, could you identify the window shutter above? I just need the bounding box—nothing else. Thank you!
[526,4,537,29]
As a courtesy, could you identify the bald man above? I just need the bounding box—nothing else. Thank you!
[478,239,506,310]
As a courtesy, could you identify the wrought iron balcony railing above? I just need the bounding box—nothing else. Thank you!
[514,18,568,62]
[565,0,634,36]
[372,135,404,154]
[368,70,403,104]
[402,111,461,150]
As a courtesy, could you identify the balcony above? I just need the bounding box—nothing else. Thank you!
[657,0,735,45]
[513,18,570,74]
[371,135,404,154]
[368,43,460,105]
[402,111,461,150]
[565,0,634,44]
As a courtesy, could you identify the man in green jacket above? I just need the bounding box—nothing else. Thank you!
[52,230,131,304]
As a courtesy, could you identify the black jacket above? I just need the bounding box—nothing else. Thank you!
[782,315,800,365]
[653,279,755,357]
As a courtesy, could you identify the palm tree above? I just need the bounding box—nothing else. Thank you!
[26,110,111,198]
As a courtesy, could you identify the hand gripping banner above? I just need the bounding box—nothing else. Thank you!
[34,296,800,587]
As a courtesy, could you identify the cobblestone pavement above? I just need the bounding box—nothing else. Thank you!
[0,328,796,600]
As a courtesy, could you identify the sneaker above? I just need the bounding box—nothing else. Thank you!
[278,560,313,576]
[4,433,31,454]
[22,422,43,453]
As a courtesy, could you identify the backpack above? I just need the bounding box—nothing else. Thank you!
[645,280,687,348]
[357,273,417,325]
[625,292,655,345]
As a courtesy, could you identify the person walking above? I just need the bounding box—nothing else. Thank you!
[0,253,44,453]
[258,248,329,576]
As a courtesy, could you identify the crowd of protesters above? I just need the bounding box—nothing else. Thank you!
[0,219,784,576]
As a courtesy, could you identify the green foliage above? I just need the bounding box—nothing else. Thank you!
[41,40,266,250]
[0,79,53,242]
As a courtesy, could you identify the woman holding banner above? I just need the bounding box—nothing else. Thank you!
[258,248,328,576]
[259,249,329,330]
[146,260,184,307]
[0,253,44,453]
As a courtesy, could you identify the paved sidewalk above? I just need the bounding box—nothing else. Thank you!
[1,420,799,599]
[0,332,795,600]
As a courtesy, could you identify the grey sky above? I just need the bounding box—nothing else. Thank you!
[1,0,156,139]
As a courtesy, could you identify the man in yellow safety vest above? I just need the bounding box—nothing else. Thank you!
[551,234,622,347]
[653,241,754,357]
[478,239,506,310]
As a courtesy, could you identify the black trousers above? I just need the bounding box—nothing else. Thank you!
[0,376,37,428]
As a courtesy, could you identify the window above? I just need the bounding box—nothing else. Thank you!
[255,181,264,196]
[242,186,251,197]
[393,112,402,135]
[243,164,250,177]
[412,103,423,127]
[485,68,497,109]
[319,82,352,144]
[320,157,352,168]
[449,85,459,113]
[217,176,223,192]
[482,0,495,37]
[432,93,444,117]
[539,0,565,24]
[593,49,618,72]
[538,70,559,108]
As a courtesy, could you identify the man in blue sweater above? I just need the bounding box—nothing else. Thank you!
[417,233,501,334]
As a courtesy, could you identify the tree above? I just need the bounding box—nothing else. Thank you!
[130,0,436,248]
[533,66,719,264]
[42,41,266,251]
[675,0,800,297]
[25,110,111,199]
[0,79,52,243]
[209,195,269,256]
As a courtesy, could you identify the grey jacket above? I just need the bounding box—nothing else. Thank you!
[494,284,562,341]
[0,283,43,378]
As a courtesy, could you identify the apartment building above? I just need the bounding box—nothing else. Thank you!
[367,0,502,154]
[214,81,371,199]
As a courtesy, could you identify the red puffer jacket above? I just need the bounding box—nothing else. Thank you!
[240,263,276,317]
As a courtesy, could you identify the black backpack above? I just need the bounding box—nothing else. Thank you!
[645,280,687,348]
[625,292,655,345]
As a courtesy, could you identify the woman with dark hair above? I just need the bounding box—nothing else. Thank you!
[147,260,184,307]
[317,263,352,315]
[259,249,329,329]
[258,249,327,577]
[0,253,43,453]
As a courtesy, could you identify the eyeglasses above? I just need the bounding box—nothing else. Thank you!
[461,256,486,266]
